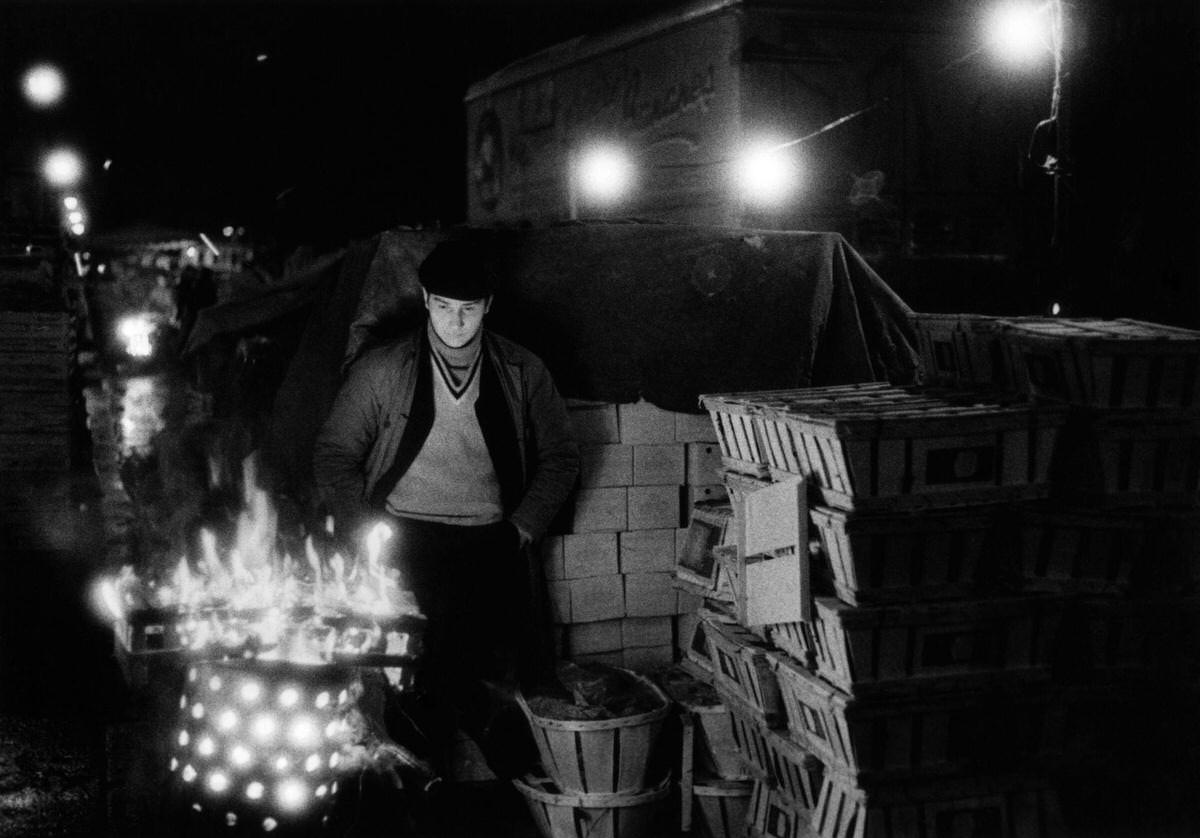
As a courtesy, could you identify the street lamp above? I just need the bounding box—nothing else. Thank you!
[984,1,1053,66]
[42,148,84,188]
[21,63,66,108]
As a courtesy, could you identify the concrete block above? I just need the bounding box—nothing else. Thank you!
[566,619,624,655]
[627,485,681,531]
[619,400,676,444]
[579,443,633,488]
[572,487,628,532]
[567,402,620,444]
[676,588,704,615]
[685,442,724,486]
[618,528,676,574]
[623,571,677,618]
[569,574,625,623]
[633,443,686,486]
[675,411,719,443]
[539,535,565,580]
[621,616,673,649]
[573,651,626,668]
[674,527,690,561]
[623,644,676,671]
[563,532,619,578]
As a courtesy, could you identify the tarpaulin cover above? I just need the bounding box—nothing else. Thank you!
[197,221,918,493]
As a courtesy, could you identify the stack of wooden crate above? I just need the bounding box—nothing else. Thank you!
[689,379,1074,838]
[0,310,75,473]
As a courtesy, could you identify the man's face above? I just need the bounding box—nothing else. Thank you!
[424,291,491,348]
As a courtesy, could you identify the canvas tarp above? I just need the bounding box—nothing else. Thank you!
[192,221,919,495]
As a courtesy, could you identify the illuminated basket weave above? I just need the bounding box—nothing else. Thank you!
[168,661,359,834]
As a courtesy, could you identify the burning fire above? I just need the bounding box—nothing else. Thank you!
[93,453,422,667]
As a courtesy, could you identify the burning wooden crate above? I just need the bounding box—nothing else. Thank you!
[808,504,1009,606]
[770,594,1065,697]
[771,652,1062,780]
[706,385,1068,513]
[910,312,1027,393]
[1001,317,1200,410]
[810,771,1066,838]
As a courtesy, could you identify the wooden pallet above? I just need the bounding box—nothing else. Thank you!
[769,595,1064,697]
[1003,317,1200,409]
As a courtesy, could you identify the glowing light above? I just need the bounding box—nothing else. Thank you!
[240,681,263,703]
[984,2,1052,66]
[278,687,300,709]
[207,771,230,793]
[179,695,188,710]
[178,730,190,747]
[182,764,197,782]
[198,736,216,757]
[71,223,86,237]
[328,752,341,769]
[170,757,179,771]
[230,744,252,769]
[256,54,269,63]
[274,755,291,773]
[103,159,112,171]
[186,246,199,260]
[246,781,265,801]
[304,753,321,773]
[42,148,84,187]
[315,784,328,798]
[276,778,309,812]
[63,195,79,211]
[1051,301,1061,315]
[188,668,198,682]
[315,692,330,709]
[223,226,235,237]
[287,716,319,749]
[217,709,239,732]
[251,714,278,742]
[337,690,349,706]
[67,210,84,225]
[22,64,65,108]
[209,675,223,691]
[191,702,206,720]
[263,817,278,831]
[734,139,801,207]
[226,812,238,827]
[575,144,634,206]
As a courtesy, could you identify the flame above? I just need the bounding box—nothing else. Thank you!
[95,450,420,665]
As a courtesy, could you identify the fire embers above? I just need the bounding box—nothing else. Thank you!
[169,661,356,833]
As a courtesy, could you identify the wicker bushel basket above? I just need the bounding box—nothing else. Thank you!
[514,773,671,838]
[517,669,671,795]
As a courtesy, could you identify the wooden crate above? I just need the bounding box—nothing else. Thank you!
[659,666,753,782]
[808,504,1007,605]
[704,616,785,726]
[811,771,1066,838]
[694,778,755,838]
[1002,317,1200,409]
[910,312,1027,393]
[676,500,736,591]
[1051,409,1200,507]
[722,385,1067,513]
[1071,596,1200,680]
[747,780,818,838]
[772,595,1064,696]
[1013,504,1145,594]
[701,394,772,477]
[720,686,825,812]
[771,652,1061,779]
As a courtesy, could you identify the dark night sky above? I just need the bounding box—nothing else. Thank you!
[0,0,666,239]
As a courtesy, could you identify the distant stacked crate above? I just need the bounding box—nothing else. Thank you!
[0,310,75,472]
[540,399,721,671]
[972,316,1200,807]
[687,374,1074,838]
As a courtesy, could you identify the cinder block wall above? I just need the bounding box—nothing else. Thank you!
[541,399,725,671]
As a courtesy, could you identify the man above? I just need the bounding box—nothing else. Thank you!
[312,240,578,780]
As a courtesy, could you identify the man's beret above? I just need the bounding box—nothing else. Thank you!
[418,242,496,301]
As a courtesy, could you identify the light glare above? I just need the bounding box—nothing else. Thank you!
[985,2,1051,65]
[735,140,800,207]
[22,64,65,107]
[576,145,634,206]
[42,149,84,187]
